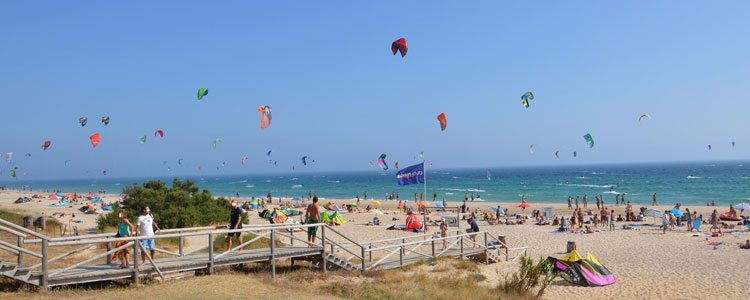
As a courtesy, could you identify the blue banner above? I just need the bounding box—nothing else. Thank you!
[396,162,424,186]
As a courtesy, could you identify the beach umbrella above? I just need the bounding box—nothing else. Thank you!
[669,209,684,217]
[518,203,531,208]
[417,201,428,206]
[735,203,750,213]
[491,206,505,214]
[346,203,358,207]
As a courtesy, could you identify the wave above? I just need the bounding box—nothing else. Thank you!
[603,191,626,194]
[565,184,614,188]
[245,185,255,188]
[327,180,341,183]
[686,176,702,179]
[114,183,121,186]
[291,184,303,189]
[439,188,485,192]
[230,180,248,183]
[445,192,454,195]
[264,180,272,183]
[289,178,298,181]
[591,172,605,175]
[451,176,463,179]
[576,177,588,179]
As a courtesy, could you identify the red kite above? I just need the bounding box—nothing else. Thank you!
[391,38,408,57]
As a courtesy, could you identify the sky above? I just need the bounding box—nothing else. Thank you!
[2,1,750,181]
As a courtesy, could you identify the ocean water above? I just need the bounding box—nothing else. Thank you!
[3,161,750,206]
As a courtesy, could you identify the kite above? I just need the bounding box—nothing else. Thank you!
[221,161,226,167]
[25,153,31,157]
[521,92,534,108]
[420,152,424,158]
[10,167,18,178]
[573,152,577,158]
[267,150,273,163]
[391,38,408,57]
[154,130,164,137]
[437,113,447,131]
[140,135,147,144]
[42,140,51,150]
[79,117,88,127]
[4,152,12,164]
[708,145,712,151]
[530,144,535,154]
[732,141,735,148]
[377,153,388,170]
[242,156,247,165]
[64,160,71,166]
[274,161,277,166]
[638,114,651,125]
[584,133,594,148]
[103,170,107,175]
[555,151,559,159]
[101,116,110,125]
[197,88,208,100]
[90,133,101,148]
[178,158,183,165]
[301,156,308,166]
[257,106,272,130]
[395,161,399,169]
[369,161,373,166]
[212,138,222,149]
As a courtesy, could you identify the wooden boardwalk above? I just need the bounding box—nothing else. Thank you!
[0,218,527,290]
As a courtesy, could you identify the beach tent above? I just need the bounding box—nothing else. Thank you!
[735,203,750,213]
[405,213,427,232]
[326,205,345,211]
[321,211,347,225]
[548,251,617,287]
[49,194,59,200]
[282,209,301,216]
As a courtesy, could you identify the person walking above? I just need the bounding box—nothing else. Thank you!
[227,201,244,252]
[113,211,134,269]
[136,206,160,266]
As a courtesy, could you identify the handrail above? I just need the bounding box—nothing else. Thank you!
[324,238,362,260]
[48,241,133,278]
[0,240,41,258]
[0,243,19,255]
[48,223,327,246]
[366,232,483,252]
[27,243,95,270]
[321,225,364,248]
[0,224,28,239]
[0,218,48,240]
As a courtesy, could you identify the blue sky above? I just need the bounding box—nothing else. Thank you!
[2,1,750,181]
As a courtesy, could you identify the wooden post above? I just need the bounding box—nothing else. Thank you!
[17,236,24,267]
[321,225,327,273]
[290,227,294,246]
[270,229,276,278]
[484,231,490,265]
[431,239,436,258]
[399,245,404,267]
[41,239,48,290]
[133,239,140,285]
[457,207,460,230]
[460,237,464,259]
[369,243,372,262]
[361,247,366,271]
[106,237,112,265]
[208,233,214,274]
[179,230,184,256]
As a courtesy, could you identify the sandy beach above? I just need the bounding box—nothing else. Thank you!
[2,189,749,299]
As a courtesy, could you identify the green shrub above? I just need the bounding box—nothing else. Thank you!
[97,178,246,230]
[499,256,556,299]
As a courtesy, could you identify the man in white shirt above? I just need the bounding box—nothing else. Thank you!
[136,206,160,266]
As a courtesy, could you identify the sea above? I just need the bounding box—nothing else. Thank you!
[3,161,750,206]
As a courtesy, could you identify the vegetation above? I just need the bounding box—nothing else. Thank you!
[97,179,246,230]
[500,256,557,299]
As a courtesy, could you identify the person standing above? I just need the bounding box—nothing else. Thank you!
[662,210,669,234]
[305,196,322,247]
[440,220,448,249]
[467,218,480,248]
[583,194,588,208]
[652,193,658,206]
[596,196,601,210]
[227,201,244,252]
[136,206,160,266]
[685,208,693,232]
[574,196,579,209]
[609,209,616,231]
[113,211,134,269]
[396,192,399,201]
[710,209,719,232]
[433,193,437,202]
[364,191,367,200]
[615,194,620,206]
[568,196,573,209]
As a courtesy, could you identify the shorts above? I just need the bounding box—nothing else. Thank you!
[662,221,668,227]
[140,239,155,250]
[308,219,319,237]
[228,224,242,237]
[610,221,615,226]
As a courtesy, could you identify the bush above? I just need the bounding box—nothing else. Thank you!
[499,256,556,299]
[97,178,246,230]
